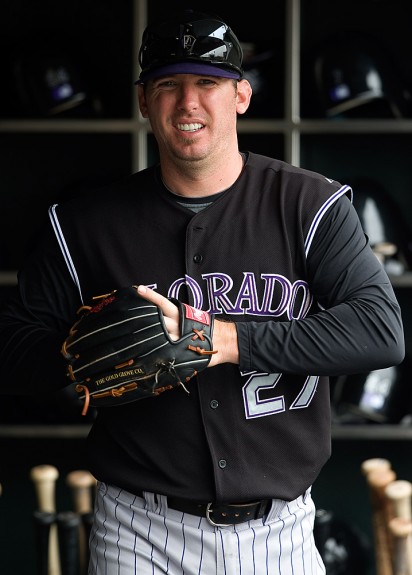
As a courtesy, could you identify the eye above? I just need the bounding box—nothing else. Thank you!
[198,78,217,86]
[155,78,177,88]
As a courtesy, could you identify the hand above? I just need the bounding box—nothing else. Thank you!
[136,285,239,367]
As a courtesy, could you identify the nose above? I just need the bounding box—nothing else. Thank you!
[176,84,199,111]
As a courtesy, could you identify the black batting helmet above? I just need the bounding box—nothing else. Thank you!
[313,35,412,118]
[137,9,244,83]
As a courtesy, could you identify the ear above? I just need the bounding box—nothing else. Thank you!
[236,79,253,115]
[137,85,148,118]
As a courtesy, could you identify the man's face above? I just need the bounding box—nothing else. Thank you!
[138,74,251,165]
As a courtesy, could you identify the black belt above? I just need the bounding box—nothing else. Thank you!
[166,497,272,527]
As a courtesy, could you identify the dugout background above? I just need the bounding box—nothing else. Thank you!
[1,1,412,573]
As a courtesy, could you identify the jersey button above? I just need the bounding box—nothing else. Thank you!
[210,400,219,409]
[218,459,227,469]
[193,254,203,264]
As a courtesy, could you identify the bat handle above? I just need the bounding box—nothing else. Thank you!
[389,517,412,575]
[366,468,397,575]
[29,465,61,575]
[33,511,56,575]
[65,470,96,574]
[385,480,412,575]
[65,470,96,515]
[56,511,81,575]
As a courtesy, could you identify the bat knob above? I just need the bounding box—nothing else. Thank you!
[66,470,96,489]
[30,464,59,483]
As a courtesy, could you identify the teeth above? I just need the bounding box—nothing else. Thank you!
[177,123,203,131]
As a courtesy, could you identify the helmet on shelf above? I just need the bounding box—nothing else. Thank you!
[13,51,101,118]
[137,9,243,83]
[331,362,411,425]
[241,43,283,118]
[351,178,412,274]
[312,34,412,118]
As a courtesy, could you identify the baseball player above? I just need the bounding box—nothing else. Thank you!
[0,8,405,575]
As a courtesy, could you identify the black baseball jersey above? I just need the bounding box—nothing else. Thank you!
[0,152,404,502]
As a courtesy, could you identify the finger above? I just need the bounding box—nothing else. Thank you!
[136,285,178,318]
[136,285,180,340]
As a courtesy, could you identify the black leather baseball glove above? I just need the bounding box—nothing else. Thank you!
[61,286,216,414]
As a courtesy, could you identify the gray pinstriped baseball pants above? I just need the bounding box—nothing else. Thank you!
[88,482,326,574]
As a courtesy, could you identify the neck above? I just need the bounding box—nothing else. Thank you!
[160,151,244,198]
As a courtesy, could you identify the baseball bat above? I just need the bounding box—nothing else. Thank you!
[33,511,56,575]
[364,466,397,575]
[66,470,96,575]
[30,464,61,575]
[56,511,81,575]
[389,517,412,575]
[385,480,412,575]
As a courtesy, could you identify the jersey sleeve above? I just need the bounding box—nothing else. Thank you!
[235,194,405,375]
[0,224,81,394]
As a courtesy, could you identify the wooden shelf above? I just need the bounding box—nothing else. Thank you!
[0,424,92,438]
[331,424,412,441]
[0,423,411,440]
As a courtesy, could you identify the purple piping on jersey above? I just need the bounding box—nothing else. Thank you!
[48,204,84,304]
[304,185,352,256]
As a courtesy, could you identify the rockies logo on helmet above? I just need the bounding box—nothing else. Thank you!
[183,35,196,53]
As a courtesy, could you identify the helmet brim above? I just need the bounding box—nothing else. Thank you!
[136,61,241,84]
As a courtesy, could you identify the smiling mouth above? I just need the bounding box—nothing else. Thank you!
[177,123,204,132]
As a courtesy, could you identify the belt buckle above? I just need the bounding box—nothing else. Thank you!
[206,502,231,527]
